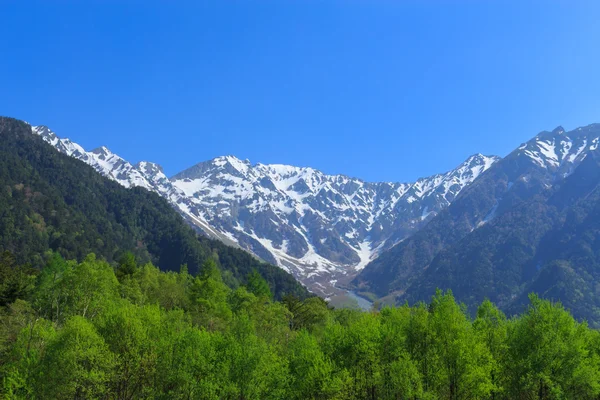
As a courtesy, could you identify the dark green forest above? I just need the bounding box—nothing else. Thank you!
[2,253,600,399]
[0,117,307,300]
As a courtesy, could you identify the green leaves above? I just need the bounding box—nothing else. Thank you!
[3,249,600,399]
[0,252,37,308]
[33,253,119,323]
[40,316,115,399]
[245,270,273,300]
[505,294,600,399]
[427,290,493,399]
[287,330,342,399]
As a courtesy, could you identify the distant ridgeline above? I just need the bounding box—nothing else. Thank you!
[0,117,308,300]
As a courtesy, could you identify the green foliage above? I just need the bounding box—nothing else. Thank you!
[0,252,37,308]
[287,330,342,399]
[245,269,273,300]
[189,259,232,330]
[116,251,137,280]
[2,256,600,399]
[473,299,508,398]
[3,317,56,398]
[426,290,493,399]
[505,294,600,399]
[33,253,119,323]
[37,316,116,399]
[284,294,331,334]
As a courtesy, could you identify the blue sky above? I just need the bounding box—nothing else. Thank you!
[2,1,600,182]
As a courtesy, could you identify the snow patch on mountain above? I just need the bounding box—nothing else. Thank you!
[518,125,600,175]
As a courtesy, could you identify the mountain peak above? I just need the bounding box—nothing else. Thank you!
[91,146,113,157]
[136,161,164,174]
[32,124,51,133]
[32,125,57,141]
[210,155,251,173]
[517,124,600,171]
[213,155,241,163]
[465,153,500,164]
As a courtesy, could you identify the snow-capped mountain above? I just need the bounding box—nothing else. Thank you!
[169,154,499,294]
[31,124,498,296]
[515,125,599,177]
[31,126,155,190]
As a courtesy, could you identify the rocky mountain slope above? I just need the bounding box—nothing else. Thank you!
[31,124,497,296]
[354,124,600,324]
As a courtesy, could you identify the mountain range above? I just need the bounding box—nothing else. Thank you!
[354,124,600,325]
[28,119,600,325]
[32,124,497,296]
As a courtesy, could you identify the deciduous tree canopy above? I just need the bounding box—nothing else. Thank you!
[2,255,599,399]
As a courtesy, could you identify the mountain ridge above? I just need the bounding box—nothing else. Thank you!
[353,123,600,324]
[31,124,498,296]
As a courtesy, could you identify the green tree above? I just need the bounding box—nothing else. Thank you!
[379,306,423,399]
[245,270,272,300]
[473,299,508,399]
[506,294,600,399]
[96,302,162,399]
[116,251,138,281]
[189,258,232,330]
[287,330,342,399]
[2,317,56,398]
[156,320,223,399]
[220,313,289,399]
[427,290,492,399]
[42,254,119,322]
[323,312,381,400]
[403,303,436,395]
[33,252,71,322]
[284,295,330,332]
[37,316,115,399]
[0,251,37,308]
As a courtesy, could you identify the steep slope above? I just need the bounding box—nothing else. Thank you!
[170,154,498,290]
[355,124,600,324]
[1,117,308,300]
[402,150,600,325]
[31,124,497,296]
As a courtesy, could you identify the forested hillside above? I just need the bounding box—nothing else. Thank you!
[1,253,600,399]
[0,117,308,300]
[402,151,600,324]
[354,124,600,326]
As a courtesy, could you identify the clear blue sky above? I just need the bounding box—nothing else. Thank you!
[2,1,600,182]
